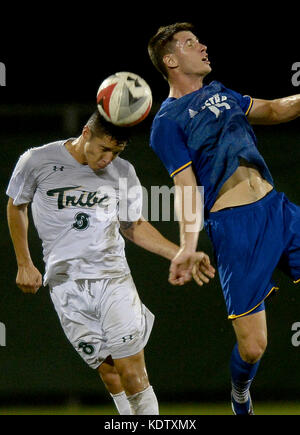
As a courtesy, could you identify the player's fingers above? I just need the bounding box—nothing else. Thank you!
[18,285,37,294]
[195,270,210,283]
[192,264,211,285]
[35,275,42,290]
[169,266,190,286]
[16,279,40,294]
[168,265,181,286]
[192,272,204,286]
[168,275,185,286]
[197,256,215,275]
[199,263,215,278]
[202,255,215,271]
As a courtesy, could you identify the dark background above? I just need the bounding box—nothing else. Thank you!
[0,6,299,407]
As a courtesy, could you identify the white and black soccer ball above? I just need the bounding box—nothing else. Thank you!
[96,72,152,127]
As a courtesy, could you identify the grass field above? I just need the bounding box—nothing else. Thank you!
[1,402,300,415]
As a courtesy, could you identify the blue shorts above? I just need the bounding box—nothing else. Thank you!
[205,190,300,319]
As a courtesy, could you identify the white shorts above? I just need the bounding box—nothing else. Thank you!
[49,274,154,369]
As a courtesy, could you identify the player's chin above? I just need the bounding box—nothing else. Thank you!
[91,163,107,171]
[203,64,212,75]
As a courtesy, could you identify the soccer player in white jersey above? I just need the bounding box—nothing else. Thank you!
[7,111,215,415]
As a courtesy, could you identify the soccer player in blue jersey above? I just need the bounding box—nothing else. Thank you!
[148,22,300,414]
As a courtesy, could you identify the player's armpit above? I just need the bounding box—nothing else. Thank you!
[119,220,136,239]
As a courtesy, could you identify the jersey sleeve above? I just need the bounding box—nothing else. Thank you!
[225,87,253,116]
[118,163,143,222]
[6,149,38,205]
[150,116,192,178]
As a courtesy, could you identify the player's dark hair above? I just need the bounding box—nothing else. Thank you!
[86,111,131,145]
[148,22,195,80]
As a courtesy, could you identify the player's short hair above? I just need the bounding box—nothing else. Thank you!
[86,111,130,145]
[148,22,196,80]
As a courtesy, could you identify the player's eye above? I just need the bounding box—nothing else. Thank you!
[186,38,199,48]
[100,146,111,152]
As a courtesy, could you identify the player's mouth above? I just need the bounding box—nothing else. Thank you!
[202,56,210,65]
[96,161,111,170]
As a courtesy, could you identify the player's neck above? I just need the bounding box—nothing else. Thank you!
[168,74,204,99]
[65,137,87,165]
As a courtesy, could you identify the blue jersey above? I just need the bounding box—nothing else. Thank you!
[150,81,274,215]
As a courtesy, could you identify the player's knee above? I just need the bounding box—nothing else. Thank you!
[240,338,267,364]
[114,360,149,395]
[113,351,150,395]
[119,366,149,394]
[101,370,122,391]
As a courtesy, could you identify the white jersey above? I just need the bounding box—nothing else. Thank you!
[7,139,143,285]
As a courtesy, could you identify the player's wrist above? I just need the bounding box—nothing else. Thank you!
[17,258,34,268]
[180,237,198,254]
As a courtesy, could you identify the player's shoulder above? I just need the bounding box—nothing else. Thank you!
[20,139,66,165]
[29,139,66,159]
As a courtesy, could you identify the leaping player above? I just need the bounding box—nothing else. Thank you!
[6,111,215,415]
[148,22,300,415]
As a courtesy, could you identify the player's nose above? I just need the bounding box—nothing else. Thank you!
[100,152,114,165]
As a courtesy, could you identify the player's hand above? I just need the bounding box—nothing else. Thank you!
[16,263,42,294]
[192,252,215,287]
[169,249,215,286]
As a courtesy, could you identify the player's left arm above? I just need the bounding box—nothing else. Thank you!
[120,217,179,261]
[119,218,215,286]
[248,94,300,125]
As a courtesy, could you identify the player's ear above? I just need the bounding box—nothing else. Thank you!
[82,125,92,141]
[163,53,178,70]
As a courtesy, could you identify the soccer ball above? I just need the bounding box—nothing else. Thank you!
[97,72,152,127]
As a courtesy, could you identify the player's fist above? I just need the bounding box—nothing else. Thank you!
[16,264,42,294]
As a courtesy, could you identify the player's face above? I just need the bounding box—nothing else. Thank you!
[84,134,126,171]
[171,31,211,77]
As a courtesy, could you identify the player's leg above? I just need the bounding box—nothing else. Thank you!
[49,279,131,415]
[101,274,157,415]
[230,307,267,414]
[113,349,159,415]
[97,355,132,415]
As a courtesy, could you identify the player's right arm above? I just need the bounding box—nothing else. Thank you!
[169,166,207,286]
[7,198,42,294]
[150,116,213,285]
[6,148,43,295]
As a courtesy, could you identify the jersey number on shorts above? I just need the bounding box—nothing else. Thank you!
[78,342,95,355]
